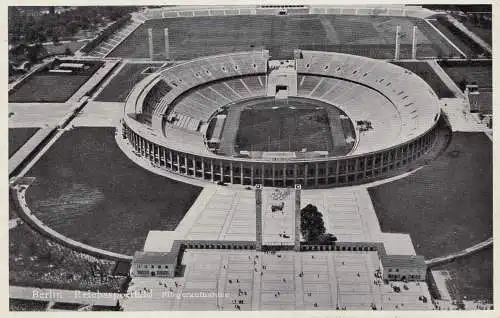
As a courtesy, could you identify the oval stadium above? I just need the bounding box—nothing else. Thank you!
[122,50,441,188]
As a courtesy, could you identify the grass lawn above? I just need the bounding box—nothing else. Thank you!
[9,128,39,158]
[438,60,492,89]
[108,15,454,60]
[24,127,201,255]
[9,60,103,103]
[95,62,163,102]
[368,132,492,258]
[392,61,455,98]
[435,246,493,303]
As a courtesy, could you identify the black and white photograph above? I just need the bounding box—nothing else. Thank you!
[6,2,494,313]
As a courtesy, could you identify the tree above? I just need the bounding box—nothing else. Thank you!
[26,43,47,63]
[300,204,326,243]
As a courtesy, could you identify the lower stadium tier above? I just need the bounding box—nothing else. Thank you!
[122,121,438,188]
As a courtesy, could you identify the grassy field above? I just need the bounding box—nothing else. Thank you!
[435,246,493,303]
[368,132,492,259]
[9,222,127,293]
[108,15,458,60]
[392,61,455,98]
[95,62,164,102]
[24,127,201,255]
[9,128,39,158]
[438,60,492,89]
[9,60,103,103]
[234,98,334,154]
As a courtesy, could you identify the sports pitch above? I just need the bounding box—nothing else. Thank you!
[24,127,201,255]
[219,97,353,157]
[9,60,104,103]
[108,15,460,60]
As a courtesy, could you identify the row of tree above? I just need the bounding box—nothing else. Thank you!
[9,6,137,45]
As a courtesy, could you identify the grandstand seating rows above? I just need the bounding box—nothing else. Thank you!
[88,19,142,57]
[169,76,267,123]
[133,51,269,129]
[125,50,439,156]
[296,51,440,143]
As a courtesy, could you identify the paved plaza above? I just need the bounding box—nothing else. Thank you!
[123,249,433,311]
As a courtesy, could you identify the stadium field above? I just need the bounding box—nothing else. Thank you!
[236,103,332,153]
[24,127,202,255]
[108,15,459,60]
[9,60,104,103]
[368,132,492,259]
[9,128,39,158]
[95,62,166,102]
[392,61,455,98]
[434,246,493,303]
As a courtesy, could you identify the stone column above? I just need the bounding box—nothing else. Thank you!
[294,184,301,251]
[148,28,154,60]
[255,184,263,251]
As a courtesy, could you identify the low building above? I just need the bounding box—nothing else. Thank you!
[130,251,177,278]
[380,254,427,281]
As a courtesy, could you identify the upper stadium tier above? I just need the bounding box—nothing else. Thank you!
[122,50,441,188]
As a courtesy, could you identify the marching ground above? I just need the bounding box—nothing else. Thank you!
[23,127,201,255]
[95,62,165,102]
[368,132,492,259]
[123,249,433,311]
[9,128,39,158]
[108,15,460,60]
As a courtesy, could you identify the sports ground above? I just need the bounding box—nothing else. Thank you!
[24,127,201,255]
[9,60,104,103]
[9,128,39,158]
[108,15,460,60]
[368,132,492,259]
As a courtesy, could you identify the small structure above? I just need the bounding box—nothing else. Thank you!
[59,62,85,70]
[131,251,177,278]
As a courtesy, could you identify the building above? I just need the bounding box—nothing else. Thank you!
[380,254,427,282]
[130,251,177,278]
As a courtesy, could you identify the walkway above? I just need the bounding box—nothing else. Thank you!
[426,237,493,267]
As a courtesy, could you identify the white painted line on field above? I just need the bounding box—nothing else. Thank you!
[424,18,467,58]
